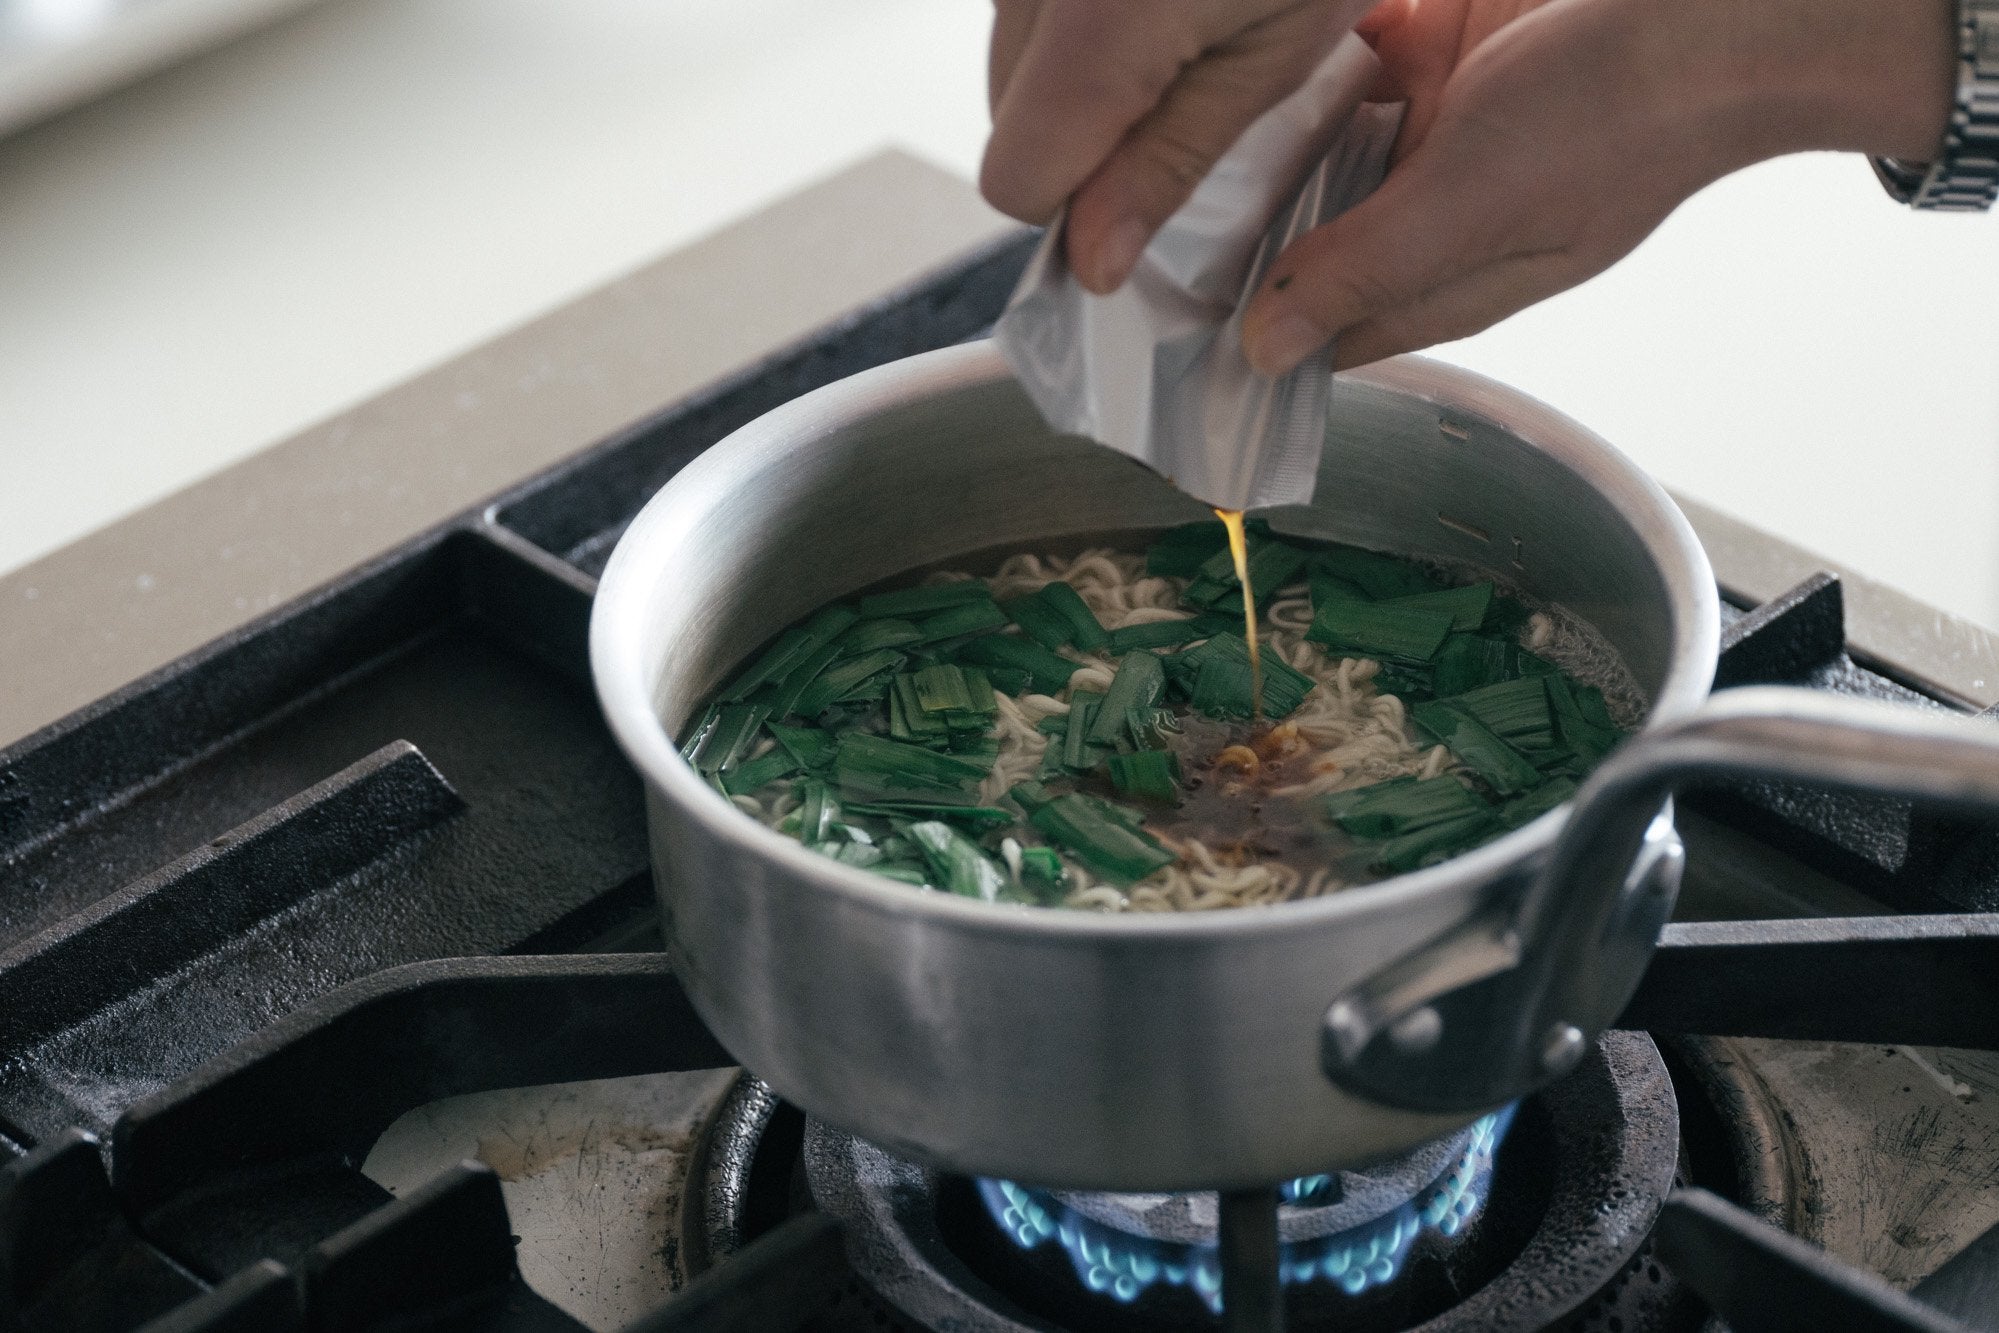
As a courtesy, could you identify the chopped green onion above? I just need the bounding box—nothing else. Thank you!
[768,722,836,771]
[1431,634,1517,697]
[1574,682,1617,731]
[1371,664,1435,700]
[1019,846,1067,892]
[722,749,800,795]
[1081,792,1152,834]
[857,579,992,619]
[985,666,1033,696]
[769,634,850,717]
[721,606,859,702]
[1003,581,1111,653]
[912,663,974,714]
[1411,701,1542,796]
[837,669,898,706]
[872,863,931,886]
[1307,594,1453,665]
[1485,595,1533,637]
[832,840,883,868]
[1008,780,1056,814]
[847,801,1016,833]
[905,821,1010,901]
[943,735,1001,765]
[1371,810,1503,874]
[694,701,771,775]
[678,703,719,762]
[1107,749,1181,802]
[1105,619,1207,653]
[890,674,949,738]
[1146,519,1240,577]
[792,649,906,717]
[1499,776,1578,828]
[1002,590,1072,650]
[1310,567,1371,605]
[1178,633,1314,719]
[1311,546,1444,600]
[794,779,840,844]
[1183,536,1311,607]
[1322,775,1485,837]
[836,618,923,657]
[1037,581,1110,652]
[834,732,993,805]
[1383,582,1493,633]
[1546,676,1620,763]
[912,599,1009,644]
[959,667,998,715]
[955,634,1078,695]
[1028,793,1176,886]
[1064,691,1110,772]
[1088,652,1168,747]
[1442,677,1556,751]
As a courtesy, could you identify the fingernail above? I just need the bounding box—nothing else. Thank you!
[1088,218,1149,293]
[1249,313,1327,377]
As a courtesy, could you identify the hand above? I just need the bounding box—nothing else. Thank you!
[1238,0,1959,373]
[981,0,1380,293]
[980,0,1957,375]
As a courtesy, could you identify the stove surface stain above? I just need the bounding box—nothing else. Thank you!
[364,1066,739,1332]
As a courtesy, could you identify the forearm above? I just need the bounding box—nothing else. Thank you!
[1663,0,1956,167]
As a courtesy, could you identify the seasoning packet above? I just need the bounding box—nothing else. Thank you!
[994,36,1401,513]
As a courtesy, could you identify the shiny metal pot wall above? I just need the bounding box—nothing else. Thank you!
[591,342,1720,1190]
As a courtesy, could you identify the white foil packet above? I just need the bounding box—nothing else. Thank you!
[994,36,1401,512]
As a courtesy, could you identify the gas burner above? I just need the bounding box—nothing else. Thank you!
[689,1032,1704,1331]
[977,1109,1509,1313]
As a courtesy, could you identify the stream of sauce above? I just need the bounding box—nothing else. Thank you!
[1215,508,1262,719]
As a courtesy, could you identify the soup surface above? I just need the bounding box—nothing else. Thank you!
[679,519,1640,911]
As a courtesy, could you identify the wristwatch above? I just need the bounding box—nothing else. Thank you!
[1872,0,1999,211]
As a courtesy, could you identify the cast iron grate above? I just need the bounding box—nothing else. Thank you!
[0,227,1994,1331]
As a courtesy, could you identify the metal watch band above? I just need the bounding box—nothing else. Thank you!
[1872,0,1999,211]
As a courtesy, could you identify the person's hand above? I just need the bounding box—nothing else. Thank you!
[981,0,1380,293]
[980,0,1957,375]
[1237,0,1957,373]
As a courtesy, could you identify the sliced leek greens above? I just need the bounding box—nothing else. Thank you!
[692,521,1627,910]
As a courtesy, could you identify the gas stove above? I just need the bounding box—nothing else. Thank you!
[3,221,1998,1333]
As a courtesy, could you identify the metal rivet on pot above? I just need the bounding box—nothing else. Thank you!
[1541,1023,1585,1076]
[1324,1000,1371,1064]
[1387,1006,1443,1055]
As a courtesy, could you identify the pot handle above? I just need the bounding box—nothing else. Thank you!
[1320,686,1999,1114]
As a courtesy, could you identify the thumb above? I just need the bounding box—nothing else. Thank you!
[1239,157,1490,376]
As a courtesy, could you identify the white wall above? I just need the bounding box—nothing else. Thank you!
[2,0,1996,628]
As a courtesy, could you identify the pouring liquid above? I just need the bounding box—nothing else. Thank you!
[1215,508,1262,719]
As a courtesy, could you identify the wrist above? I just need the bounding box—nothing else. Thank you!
[1650,0,1956,168]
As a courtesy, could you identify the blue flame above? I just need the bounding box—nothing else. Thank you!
[978,1107,1514,1315]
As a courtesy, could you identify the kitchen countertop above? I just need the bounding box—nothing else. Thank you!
[0,150,1013,749]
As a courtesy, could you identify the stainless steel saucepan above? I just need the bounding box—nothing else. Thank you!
[590,341,1999,1191]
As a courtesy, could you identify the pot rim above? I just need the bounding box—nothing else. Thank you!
[590,341,1720,942]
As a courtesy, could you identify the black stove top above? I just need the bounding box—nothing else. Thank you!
[2,232,1996,1333]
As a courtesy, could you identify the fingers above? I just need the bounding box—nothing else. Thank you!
[980,0,1194,226]
[980,0,1371,288]
[1327,250,1577,369]
[1064,12,1343,292]
[1239,159,1494,376]
[987,0,1041,116]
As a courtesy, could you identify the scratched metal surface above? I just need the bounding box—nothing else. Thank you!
[1683,1037,1999,1288]
[363,1068,739,1330]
